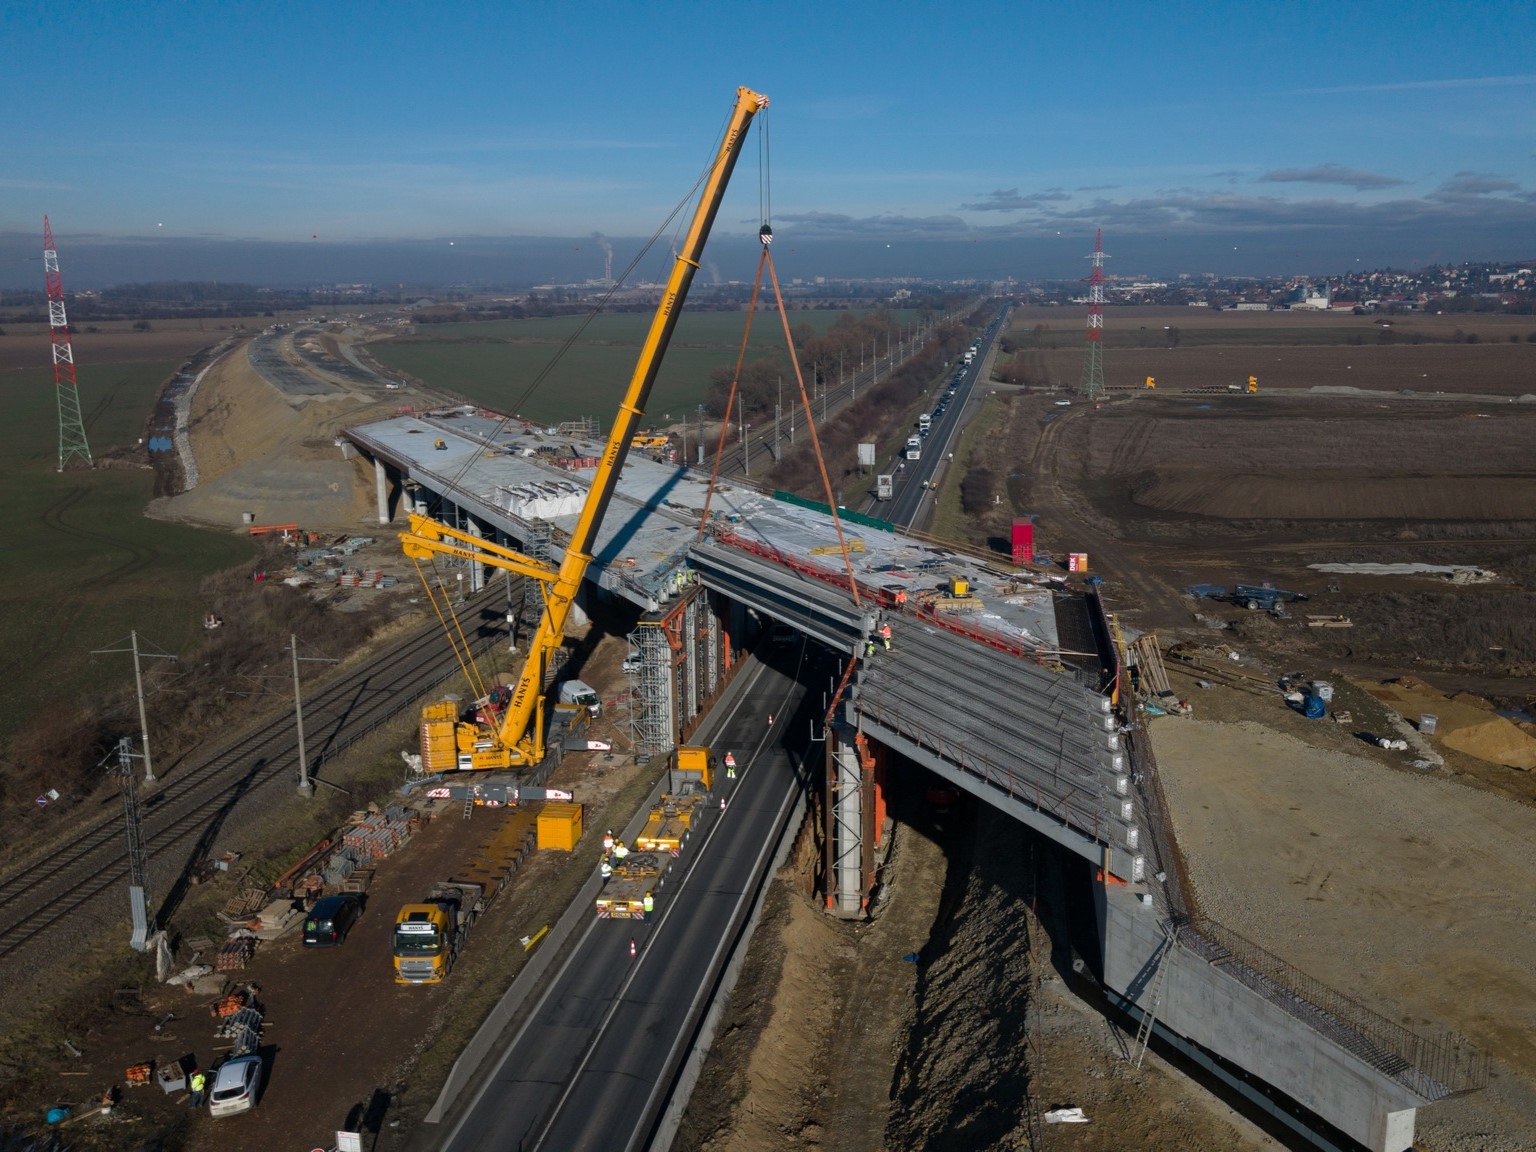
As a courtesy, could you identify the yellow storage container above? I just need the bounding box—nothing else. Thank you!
[537,802,584,851]
[419,700,462,774]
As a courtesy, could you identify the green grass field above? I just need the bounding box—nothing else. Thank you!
[371,308,925,425]
[0,362,254,741]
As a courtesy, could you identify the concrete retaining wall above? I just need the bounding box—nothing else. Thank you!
[1097,883,1418,1152]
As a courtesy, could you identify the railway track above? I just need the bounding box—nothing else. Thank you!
[0,584,514,963]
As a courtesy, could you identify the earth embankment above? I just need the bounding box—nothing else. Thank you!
[149,342,393,531]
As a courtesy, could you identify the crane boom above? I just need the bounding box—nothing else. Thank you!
[404,85,769,772]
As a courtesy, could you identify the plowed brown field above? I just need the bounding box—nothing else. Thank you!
[1133,472,1536,519]
[1009,305,1536,395]
[1075,399,1536,520]
[0,320,272,372]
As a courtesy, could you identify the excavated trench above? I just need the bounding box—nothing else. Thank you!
[677,760,1286,1152]
[883,801,1043,1150]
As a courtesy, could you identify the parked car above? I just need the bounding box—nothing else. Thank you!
[207,1054,263,1118]
[621,649,643,674]
[302,893,363,947]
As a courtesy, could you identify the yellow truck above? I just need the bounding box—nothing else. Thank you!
[392,880,486,984]
[670,745,713,792]
[593,744,715,918]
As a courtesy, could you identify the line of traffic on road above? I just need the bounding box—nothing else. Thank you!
[875,307,1008,529]
[435,653,812,1152]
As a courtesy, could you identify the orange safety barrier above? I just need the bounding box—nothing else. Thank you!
[248,523,299,536]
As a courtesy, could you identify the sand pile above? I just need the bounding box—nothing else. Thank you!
[1365,676,1536,770]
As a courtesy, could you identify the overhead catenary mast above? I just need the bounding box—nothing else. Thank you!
[43,216,94,470]
[1080,228,1108,403]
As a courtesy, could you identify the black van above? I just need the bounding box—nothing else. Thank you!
[302,894,363,947]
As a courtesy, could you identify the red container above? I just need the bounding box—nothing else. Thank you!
[1011,519,1034,565]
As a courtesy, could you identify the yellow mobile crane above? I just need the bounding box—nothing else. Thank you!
[400,86,769,773]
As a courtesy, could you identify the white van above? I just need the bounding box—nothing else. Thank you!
[557,679,602,718]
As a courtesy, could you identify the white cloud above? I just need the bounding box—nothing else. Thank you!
[1287,73,1536,96]
[1260,164,1407,190]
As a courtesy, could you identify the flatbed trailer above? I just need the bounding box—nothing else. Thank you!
[596,853,665,919]
[634,792,706,856]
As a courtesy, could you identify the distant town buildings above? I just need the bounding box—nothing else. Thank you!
[1038,260,1535,314]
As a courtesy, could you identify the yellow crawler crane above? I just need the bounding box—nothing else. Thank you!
[400,87,769,772]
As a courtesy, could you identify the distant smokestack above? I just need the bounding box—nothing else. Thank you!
[591,231,614,284]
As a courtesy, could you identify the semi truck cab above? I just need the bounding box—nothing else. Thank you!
[393,905,451,984]
[393,881,485,984]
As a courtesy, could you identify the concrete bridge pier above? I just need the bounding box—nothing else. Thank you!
[825,722,884,918]
[374,454,391,525]
[465,518,485,593]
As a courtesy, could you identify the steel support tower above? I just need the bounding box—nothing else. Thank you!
[627,622,674,756]
[1079,228,1108,402]
[43,216,94,470]
[521,519,555,628]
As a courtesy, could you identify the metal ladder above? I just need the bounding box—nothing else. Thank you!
[1133,932,1176,1068]
[462,797,474,820]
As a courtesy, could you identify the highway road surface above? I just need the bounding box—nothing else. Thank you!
[880,308,1006,528]
[434,649,818,1152]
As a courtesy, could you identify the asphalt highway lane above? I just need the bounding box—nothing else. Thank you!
[439,652,813,1152]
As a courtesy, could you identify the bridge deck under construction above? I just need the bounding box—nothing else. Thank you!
[345,407,1059,653]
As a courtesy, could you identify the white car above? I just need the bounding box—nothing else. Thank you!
[621,650,643,674]
[1054,399,1072,407]
[207,1054,263,1118]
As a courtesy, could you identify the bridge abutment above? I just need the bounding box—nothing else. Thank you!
[1095,879,1424,1152]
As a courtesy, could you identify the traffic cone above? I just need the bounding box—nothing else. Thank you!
[629,938,637,958]
[720,796,727,810]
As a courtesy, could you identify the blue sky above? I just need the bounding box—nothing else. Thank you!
[2,0,1534,285]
